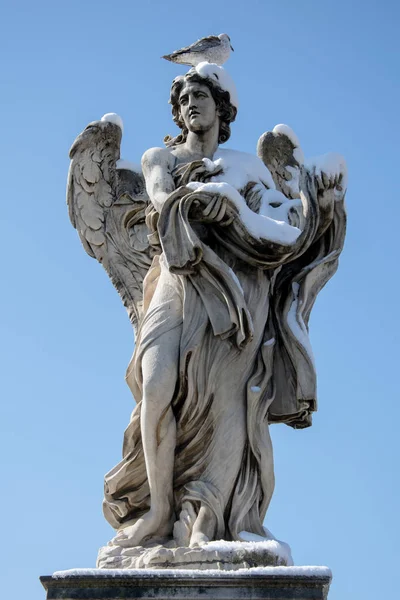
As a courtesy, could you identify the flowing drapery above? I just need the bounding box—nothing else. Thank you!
[103,163,346,540]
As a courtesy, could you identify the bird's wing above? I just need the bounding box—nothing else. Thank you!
[67,118,154,334]
[172,35,220,56]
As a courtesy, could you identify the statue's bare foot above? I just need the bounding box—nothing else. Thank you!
[188,505,216,547]
[113,510,172,548]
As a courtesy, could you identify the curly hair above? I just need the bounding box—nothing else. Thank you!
[164,71,237,147]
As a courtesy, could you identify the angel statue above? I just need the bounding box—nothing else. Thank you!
[67,55,346,569]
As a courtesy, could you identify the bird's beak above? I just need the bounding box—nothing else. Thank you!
[230,45,234,51]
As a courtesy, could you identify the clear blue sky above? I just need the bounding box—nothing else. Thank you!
[1,1,399,598]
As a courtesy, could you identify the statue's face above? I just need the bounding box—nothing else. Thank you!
[178,81,218,135]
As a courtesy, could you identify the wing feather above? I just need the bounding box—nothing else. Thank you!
[67,119,154,333]
[257,125,304,200]
[164,35,220,59]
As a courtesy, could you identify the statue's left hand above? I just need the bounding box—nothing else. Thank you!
[303,154,347,212]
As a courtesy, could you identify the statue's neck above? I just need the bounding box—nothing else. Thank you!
[185,128,219,160]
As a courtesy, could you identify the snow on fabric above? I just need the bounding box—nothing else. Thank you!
[305,153,348,191]
[213,149,275,190]
[101,113,124,132]
[260,189,303,224]
[211,151,302,231]
[53,566,331,578]
[187,180,301,245]
[185,149,302,245]
[195,62,239,109]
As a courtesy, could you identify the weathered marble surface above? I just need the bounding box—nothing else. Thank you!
[97,539,292,570]
[67,50,346,560]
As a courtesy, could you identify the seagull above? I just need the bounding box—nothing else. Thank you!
[162,34,234,67]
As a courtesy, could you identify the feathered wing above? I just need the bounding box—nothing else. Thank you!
[163,35,220,61]
[257,125,347,428]
[67,117,154,334]
[257,123,304,200]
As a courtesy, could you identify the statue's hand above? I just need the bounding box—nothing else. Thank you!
[186,189,235,226]
[315,170,345,209]
[303,154,347,212]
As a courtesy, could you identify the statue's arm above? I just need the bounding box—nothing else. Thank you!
[141,147,176,213]
[186,180,302,248]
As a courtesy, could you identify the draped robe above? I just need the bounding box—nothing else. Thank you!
[103,149,346,541]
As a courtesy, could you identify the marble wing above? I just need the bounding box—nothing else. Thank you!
[257,125,347,428]
[257,124,305,200]
[67,116,154,334]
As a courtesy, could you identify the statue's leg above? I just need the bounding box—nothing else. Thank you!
[189,506,218,547]
[116,273,182,547]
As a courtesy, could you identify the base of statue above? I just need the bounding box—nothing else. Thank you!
[40,567,332,599]
[96,539,293,570]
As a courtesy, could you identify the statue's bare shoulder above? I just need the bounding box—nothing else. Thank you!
[141,147,177,212]
[142,146,176,177]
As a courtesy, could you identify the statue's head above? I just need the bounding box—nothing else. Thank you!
[165,64,238,147]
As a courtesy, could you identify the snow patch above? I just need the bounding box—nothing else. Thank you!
[213,148,275,191]
[53,566,331,578]
[305,153,348,192]
[101,113,123,132]
[250,386,261,393]
[293,147,304,164]
[238,531,293,566]
[187,181,300,245]
[273,124,301,149]
[263,338,275,346]
[202,157,215,172]
[195,62,239,109]
[284,166,301,197]
[259,190,302,224]
[272,124,304,165]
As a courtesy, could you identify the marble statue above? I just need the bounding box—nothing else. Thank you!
[67,50,346,569]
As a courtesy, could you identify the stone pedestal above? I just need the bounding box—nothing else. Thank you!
[40,567,332,600]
